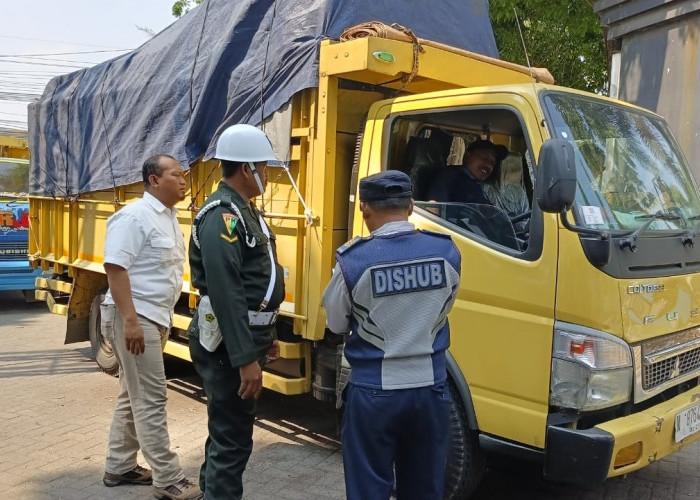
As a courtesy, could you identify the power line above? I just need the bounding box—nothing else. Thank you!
[0,70,74,75]
[0,88,46,95]
[0,90,47,96]
[0,80,47,87]
[0,34,126,50]
[0,55,102,65]
[0,92,42,102]
[0,76,59,82]
[0,76,48,83]
[0,60,88,70]
[0,127,28,137]
[0,89,46,95]
[0,120,27,130]
[0,49,131,57]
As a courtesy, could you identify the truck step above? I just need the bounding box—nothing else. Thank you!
[263,371,311,395]
[35,277,73,294]
[163,339,311,395]
[34,290,68,315]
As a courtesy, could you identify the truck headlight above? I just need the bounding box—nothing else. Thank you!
[550,324,632,411]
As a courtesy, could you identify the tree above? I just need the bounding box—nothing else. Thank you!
[172,0,203,18]
[490,0,608,94]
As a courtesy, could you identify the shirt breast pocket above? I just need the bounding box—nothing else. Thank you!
[252,232,269,247]
[149,236,176,262]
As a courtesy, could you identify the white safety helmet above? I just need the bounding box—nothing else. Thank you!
[214,124,278,162]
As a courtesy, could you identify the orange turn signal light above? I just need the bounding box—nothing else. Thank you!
[614,442,642,469]
[570,339,594,355]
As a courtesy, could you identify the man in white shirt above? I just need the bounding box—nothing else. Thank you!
[101,155,202,500]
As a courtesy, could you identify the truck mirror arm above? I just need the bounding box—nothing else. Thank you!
[560,207,612,267]
[560,206,609,240]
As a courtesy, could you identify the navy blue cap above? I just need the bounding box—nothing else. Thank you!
[359,170,412,202]
[468,139,508,161]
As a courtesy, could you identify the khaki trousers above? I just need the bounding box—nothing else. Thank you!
[102,304,184,488]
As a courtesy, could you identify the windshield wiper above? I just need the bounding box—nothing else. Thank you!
[619,211,681,252]
[682,221,700,247]
[672,213,700,247]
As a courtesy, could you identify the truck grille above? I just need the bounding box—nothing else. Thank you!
[643,346,700,390]
[0,242,29,261]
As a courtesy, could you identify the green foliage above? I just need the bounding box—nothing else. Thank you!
[172,0,204,18]
[490,0,608,94]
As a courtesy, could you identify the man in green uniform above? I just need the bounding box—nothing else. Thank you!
[187,124,285,499]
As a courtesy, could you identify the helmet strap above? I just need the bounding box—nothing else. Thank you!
[248,162,266,196]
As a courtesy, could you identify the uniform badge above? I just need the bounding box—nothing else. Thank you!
[222,213,239,235]
[220,233,238,244]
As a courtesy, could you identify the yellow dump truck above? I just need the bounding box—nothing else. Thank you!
[28,10,700,500]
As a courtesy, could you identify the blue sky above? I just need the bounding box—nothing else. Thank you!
[0,0,181,133]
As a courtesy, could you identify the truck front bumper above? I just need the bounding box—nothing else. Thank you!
[545,387,700,484]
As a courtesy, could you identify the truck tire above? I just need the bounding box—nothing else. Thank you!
[88,292,119,376]
[444,377,484,499]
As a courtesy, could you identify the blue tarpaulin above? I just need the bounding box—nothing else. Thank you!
[28,0,499,195]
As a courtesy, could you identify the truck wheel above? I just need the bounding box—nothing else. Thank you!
[89,292,119,376]
[444,377,484,499]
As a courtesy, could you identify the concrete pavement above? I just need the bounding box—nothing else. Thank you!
[0,291,343,500]
[1,289,699,499]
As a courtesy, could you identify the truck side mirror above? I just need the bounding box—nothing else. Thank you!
[536,139,576,213]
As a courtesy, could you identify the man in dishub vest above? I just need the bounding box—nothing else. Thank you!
[322,170,462,500]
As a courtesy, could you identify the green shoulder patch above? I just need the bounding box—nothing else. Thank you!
[222,212,239,235]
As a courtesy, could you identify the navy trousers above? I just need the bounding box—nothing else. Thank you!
[342,382,451,500]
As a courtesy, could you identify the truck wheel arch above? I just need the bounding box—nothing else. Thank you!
[444,350,484,499]
[446,351,478,430]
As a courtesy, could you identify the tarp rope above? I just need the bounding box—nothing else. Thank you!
[340,21,554,85]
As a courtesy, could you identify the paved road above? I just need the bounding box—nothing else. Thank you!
[1,290,699,499]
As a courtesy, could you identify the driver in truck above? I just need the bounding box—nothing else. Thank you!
[426,138,507,204]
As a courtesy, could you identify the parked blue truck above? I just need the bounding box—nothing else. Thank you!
[0,134,43,298]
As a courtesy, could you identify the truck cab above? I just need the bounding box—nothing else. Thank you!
[0,135,43,297]
[355,82,700,494]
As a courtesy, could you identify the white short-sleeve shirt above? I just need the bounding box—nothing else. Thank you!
[103,191,185,327]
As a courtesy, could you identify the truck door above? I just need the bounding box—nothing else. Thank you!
[355,91,557,448]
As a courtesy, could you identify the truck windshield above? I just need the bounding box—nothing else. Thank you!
[0,160,29,198]
[542,92,700,232]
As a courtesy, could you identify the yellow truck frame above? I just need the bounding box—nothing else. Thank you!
[30,36,700,497]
